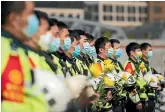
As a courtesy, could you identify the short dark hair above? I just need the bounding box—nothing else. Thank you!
[126,42,141,56]
[74,29,85,36]
[34,10,49,24]
[109,39,120,48]
[95,37,110,54]
[1,1,25,25]
[49,18,58,27]
[69,30,81,43]
[85,33,94,43]
[140,43,152,51]
[57,21,68,30]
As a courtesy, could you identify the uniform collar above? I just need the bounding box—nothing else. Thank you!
[129,57,140,65]
[109,57,118,64]
[1,28,24,47]
[141,58,149,65]
[97,55,105,61]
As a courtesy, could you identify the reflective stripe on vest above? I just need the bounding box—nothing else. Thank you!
[1,37,31,102]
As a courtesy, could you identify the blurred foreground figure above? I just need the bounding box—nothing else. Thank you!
[1,1,98,112]
[1,1,49,112]
[32,69,98,112]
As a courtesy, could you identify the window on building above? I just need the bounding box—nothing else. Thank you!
[117,6,124,12]
[117,16,124,21]
[103,15,108,20]
[88,6,91,11]
[109,16,113,20]
[153,6,162,13]
[68,14,73,18]
[144,7,147,13]
[139,17,147,22]
[50,13,56,17]
[139,7,148,13]
[109,5,113,12]
[92,15,98,21]
[139,17,142,22]
[128,17,136,21]
[103,5,112,12]
[139,7,142,13]
[94,5,98,12]
[103,5,107,12]
[128,6,135,13]
[77,14,80,19]
[59,14,64,17]
[103,15,113,21]
[85,13,91,20]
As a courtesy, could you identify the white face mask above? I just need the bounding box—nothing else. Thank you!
[38,32,53,51]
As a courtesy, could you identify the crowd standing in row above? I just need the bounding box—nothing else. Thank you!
[1,1,165,112]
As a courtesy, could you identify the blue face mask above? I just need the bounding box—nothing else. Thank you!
[48,38,61,52]
[23,14,39,37]
[72,45,81,57]
[81,42,90,54]
[61,37,71,51]
[107,48,114,58]
[115,48,122,58]
[147,51,153,58]
[89,46,96,57]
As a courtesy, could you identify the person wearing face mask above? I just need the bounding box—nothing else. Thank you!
[73,30,92,77]
[140,43,153,75]
[124,42,143,112]
[58,31,82,77]
[23,10,57,73]
[140,43,157,112]
[1,1,48,112]
[85,33,97,67]
[55,21,70,58]
[109,39,124,74]
[91,37,116,111]
[108,39,127,112]
[48,18,59,38]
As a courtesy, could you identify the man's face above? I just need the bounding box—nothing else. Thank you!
[50,25,59,38]
[89,40,95,47]
[69,38,79,53]
[142,46,152,57]
[131,48,142,58]
[59,28,69,39]
[99,42,111,58]
[113,43,120,50]
[40,18,49,34]
[10,1,34,32]
[113,42,121,56]
[79,35,88,49]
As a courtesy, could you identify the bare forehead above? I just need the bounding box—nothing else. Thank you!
[105,42,111,47]
[24,1,34,14]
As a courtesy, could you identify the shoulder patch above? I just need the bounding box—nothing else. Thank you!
[124,62,134,75]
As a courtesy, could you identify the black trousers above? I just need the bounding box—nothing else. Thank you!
[125,99,142,112]
[146,100,155,112]
[113,104,125,112]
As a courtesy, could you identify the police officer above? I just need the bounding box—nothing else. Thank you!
[140,43,157,112]
[92,37,115,111]
[85,33,96,66]
[124,42,143,112]
[73,30,91,75]
[1,1,48,112]
[109,39,123,73]
[109,39,126,112]
[59,30,82,77]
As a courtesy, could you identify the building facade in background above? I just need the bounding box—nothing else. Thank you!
[35,1,165,27]
[148,1,165,23]
[35,1,84,19]
[85,1,148,27]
